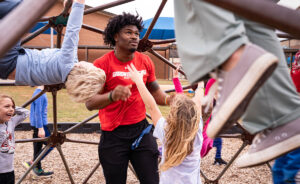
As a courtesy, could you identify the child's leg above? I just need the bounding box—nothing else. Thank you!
[0,171,15,184]
[33,127,43,169]
[213,138,222,159]
[40,125,53,161]
[280,148,300,183]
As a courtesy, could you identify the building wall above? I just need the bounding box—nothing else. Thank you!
[281,39,300,49]
[23,1,170,79]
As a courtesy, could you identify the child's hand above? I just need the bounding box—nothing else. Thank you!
[127,63,143,84]
[172,63,181,78]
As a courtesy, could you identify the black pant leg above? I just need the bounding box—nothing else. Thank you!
[0,171,15,184]
[32,127,42,169]
[129,130,159,184]
[98,131,130,184]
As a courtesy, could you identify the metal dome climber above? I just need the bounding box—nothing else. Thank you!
[0,0,300,183]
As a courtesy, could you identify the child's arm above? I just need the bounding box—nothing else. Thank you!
[193,82,204,116]
[127,63,162,126]
[172,66,183,93]
[11,106,30,127]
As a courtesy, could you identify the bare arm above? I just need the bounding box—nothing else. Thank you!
[128,63,162,126]
[147,81,171,105]
[192,82,204,116]
[85,85,132,110]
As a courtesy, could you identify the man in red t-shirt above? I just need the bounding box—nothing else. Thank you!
[86,13,169,184]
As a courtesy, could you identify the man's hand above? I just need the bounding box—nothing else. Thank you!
[111,85,132,101]
[38,127,45,138]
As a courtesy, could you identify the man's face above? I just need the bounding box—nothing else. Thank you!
[115,25,140,53]
[0,98,14,124]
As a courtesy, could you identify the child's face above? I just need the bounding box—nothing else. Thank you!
[0,98,15,124]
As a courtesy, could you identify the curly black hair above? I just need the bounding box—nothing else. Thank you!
[103,12,144,46]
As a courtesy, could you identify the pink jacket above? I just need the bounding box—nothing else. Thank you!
[200,78,215,158]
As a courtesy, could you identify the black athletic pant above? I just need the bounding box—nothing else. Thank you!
[0,171,15,184]
[98,119,159,184]
[32,125,52,169]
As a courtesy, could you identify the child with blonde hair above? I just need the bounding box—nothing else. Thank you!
[128,63,203,184]
[0,94,29,184]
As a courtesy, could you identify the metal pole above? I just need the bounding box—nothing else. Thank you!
[0,0,56,58]
[17,144,52,184]
[141,0,168,40]
[82,24,104,34]
[57,144,75,184]
[63,113,98,134]
[21,23,51,45]
[149,49,186,76]
[84,0,134,15]
[82,162,101,184]
[203,0,300,38]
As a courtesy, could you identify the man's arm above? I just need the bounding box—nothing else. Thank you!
[147,81,170,105]
[85,85,132,110]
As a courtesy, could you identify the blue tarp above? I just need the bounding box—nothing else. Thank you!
[140,17,174,40]
[29,22,57,35]
[287,56,296,65]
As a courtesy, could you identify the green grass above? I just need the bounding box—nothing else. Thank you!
[0,86,98,123]
[0,79,188,123]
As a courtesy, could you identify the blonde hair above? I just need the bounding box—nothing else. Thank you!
[0,94,15,109]
[65,61,106,103]
[161,94,200,171]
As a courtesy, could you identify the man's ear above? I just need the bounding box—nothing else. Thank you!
[114,34,118,43]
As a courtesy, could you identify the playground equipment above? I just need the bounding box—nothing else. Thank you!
[0,0,299,183]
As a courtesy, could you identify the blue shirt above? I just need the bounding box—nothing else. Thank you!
[30,88,48,128]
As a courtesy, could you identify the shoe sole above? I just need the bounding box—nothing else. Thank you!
[236,134,300,168]
[207,53,278,138]
[32,174,53,179]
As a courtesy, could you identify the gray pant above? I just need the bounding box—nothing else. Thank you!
[174,0,300,134]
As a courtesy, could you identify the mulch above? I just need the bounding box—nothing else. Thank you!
[14,132,272,184]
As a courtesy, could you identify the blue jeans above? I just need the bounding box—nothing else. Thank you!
[272,148,300,184]
[213,137,222,159]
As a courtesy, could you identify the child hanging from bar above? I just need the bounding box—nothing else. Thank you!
[0,94,30,184]
[0,0,105,103]
[127,63,203,184]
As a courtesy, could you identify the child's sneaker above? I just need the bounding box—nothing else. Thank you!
[236,117,300,168]
[33,167,54,178]
[213,158,227,165]
[22,161,32,169]
[206,44,278,139]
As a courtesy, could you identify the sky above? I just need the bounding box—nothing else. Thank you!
[85,0,174,21]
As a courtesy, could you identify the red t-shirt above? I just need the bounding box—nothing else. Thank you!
[93,51,156,131]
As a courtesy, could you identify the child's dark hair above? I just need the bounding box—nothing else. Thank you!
[103,12,143,46]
